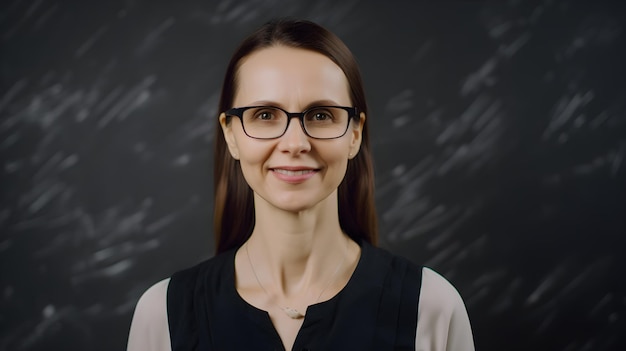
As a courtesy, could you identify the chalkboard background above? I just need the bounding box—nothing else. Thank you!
[1,0,625,350]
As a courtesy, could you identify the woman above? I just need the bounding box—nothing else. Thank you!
[128,19,474,351]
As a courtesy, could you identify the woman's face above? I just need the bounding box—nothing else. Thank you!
[220,46,364,213]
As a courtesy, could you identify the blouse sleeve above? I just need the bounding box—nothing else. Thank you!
[127,278,172,351]
[415,267,475,351]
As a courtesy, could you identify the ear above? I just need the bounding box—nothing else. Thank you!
[348,112,366,159]
[219,112,240,160]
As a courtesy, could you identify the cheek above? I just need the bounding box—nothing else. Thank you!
[319,143,351,176]
[235,138,273,182]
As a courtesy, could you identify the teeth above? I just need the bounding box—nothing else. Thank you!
[274,169,314,176]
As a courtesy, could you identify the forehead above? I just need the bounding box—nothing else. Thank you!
[234,46,351,107]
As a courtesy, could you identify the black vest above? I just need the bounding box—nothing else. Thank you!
[167,241,422,351]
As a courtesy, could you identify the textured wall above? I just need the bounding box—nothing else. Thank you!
[1,1,625,350]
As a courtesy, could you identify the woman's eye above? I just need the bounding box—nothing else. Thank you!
[307,110,333,121]
[256,111,274,120]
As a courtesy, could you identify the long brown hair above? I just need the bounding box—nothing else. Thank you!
[213,18,377,254]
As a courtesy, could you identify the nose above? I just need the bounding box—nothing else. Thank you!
[277,116,311,154]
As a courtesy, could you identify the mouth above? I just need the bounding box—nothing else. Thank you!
[270,167,320,183]
[272,169,318,176]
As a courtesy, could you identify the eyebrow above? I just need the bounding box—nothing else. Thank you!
[245,99,345,110]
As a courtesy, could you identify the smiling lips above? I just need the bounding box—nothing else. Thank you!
[273,169,315,176]
[271,167,319,183]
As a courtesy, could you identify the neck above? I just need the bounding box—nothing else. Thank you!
[247,190,348,296]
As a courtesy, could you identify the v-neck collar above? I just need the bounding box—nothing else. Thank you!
[225,240,374,350]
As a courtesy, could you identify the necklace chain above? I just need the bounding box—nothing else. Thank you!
[245,237,348,319]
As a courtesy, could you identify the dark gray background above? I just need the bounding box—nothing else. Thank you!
[1,0,625,350]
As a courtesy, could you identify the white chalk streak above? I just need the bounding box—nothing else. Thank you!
[75,26,108,58]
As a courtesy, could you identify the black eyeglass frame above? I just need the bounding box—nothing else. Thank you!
[224,105,359,140]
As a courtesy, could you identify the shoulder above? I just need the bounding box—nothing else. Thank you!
[363,245,473,349]
[127,278,171,351]
[416,267,475,351]
[419,268,464,316]
[127,252,234,351]
[138,278,170,313]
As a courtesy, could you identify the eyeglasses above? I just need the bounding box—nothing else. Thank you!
[224,105,359,139]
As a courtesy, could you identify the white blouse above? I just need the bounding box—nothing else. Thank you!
[127,267,475,351]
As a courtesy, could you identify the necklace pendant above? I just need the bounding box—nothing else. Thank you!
[283,307,305,319]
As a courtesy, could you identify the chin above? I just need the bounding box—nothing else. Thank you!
[254,186,339,214]
[271,198,319,213]
[261,191,334,214]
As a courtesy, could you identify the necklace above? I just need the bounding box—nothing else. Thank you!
[245,237,348,319]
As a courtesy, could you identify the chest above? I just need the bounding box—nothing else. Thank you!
[167,246,423,350]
